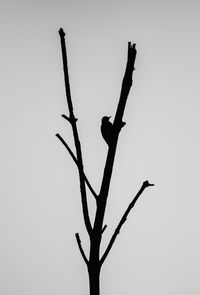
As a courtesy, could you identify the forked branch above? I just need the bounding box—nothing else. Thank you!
[56,28,155,295]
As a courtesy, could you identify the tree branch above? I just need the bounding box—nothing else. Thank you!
[56,133,98,199]
[100,181,154,266]
[75,233,88,265]
[56,133,77,163]
[113,42,137,126]
[58,28,92,235]
[58,28,74,116]
[93,42,137,235]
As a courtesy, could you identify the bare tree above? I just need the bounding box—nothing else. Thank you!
[56,28,154,295]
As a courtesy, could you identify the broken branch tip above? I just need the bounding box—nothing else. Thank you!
[59,28,65,37]
[143,180,154,187]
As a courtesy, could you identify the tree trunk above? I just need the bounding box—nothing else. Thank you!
[88,265,101,295]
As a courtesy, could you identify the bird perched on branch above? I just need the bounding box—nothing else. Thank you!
[101,116,113,146]
[101,116,126,146]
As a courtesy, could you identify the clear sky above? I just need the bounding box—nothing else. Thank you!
[1,0,200,294]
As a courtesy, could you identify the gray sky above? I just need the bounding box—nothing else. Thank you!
[1,0,200,294]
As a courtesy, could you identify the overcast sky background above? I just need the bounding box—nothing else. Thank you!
[1,0,200,294]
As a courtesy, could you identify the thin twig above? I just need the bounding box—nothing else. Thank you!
[56,133,98,199]
[62,114,77,124]
[100,181,154,265]
[101,224,107,234]
[75,233,88,265]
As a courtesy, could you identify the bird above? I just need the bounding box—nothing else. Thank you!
[101,116,113,145]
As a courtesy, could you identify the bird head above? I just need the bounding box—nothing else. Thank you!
[102,116,111,123]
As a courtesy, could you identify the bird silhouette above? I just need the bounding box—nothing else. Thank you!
[101,116,113,145]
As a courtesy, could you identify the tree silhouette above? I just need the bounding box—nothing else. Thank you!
[56,28,154,295]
